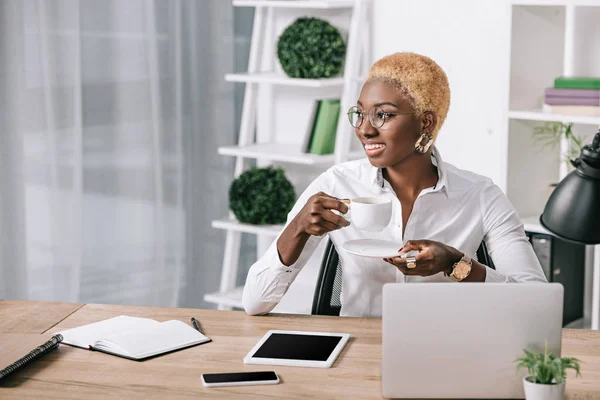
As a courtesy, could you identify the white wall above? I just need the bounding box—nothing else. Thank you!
[372,0,512,191]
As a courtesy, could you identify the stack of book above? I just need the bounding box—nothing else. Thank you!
[303,99,341,155]
[543,77,600,116]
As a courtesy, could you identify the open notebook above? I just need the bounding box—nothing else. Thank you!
[56,316,211,360]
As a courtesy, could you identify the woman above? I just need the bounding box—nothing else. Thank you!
[242,52,547,317]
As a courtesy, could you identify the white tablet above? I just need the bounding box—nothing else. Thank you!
[243,330,350,368]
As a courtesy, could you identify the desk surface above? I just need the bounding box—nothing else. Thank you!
[1,301,599,399]
[0,300,82,334]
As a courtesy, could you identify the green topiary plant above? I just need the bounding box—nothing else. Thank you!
[277,17,346,79]
[229,167,296,225]
[514,341,581,384]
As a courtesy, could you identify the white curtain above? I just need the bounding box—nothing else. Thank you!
[0,0,238,307]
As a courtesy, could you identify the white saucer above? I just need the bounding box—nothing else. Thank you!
[342,239,403,258]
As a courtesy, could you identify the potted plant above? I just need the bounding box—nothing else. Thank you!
[514,342,581,400]
[533,121,584,198]
[277,17,346,79]
[533,122,584,168]
[229,167,296,225]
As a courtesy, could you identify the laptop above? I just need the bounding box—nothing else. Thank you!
[381,283,563,399]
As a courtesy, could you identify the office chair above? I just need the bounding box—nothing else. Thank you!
[311,239,495,316]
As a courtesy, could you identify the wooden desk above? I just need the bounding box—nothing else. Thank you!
[0,300,82,334]
[0,301,599,399]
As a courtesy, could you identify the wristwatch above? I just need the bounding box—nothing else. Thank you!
[448,254,472,282]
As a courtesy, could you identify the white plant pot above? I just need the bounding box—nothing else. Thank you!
[523,377,565,400]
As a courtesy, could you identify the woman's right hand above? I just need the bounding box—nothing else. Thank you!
[277,192,350,266]
[293,192,350,237]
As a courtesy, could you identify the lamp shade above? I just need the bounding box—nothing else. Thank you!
[540,130,600,244]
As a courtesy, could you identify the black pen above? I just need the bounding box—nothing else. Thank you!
[191,317,203,334]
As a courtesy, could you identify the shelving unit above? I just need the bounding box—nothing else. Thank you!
[203,286,245,309]
[511,0,600,5]
[508,110,600,126]
[224,72,345,87]
[204,0,370,311]
[218,143,364,165]
[507,1,600,330]
[521,216,551,235]
[211,218,282,236]
[507,1,600,217]
[233,0,356,9]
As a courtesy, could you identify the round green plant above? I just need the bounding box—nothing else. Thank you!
[277,17,346,79]
[229,167,296,225]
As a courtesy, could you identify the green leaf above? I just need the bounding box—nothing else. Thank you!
[532,122,583,166]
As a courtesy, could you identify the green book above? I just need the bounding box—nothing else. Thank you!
[308,99,341,155]
[554,76,600,90]
[303,100,321,152]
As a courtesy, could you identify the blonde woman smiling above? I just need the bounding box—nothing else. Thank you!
[243,52,547,317]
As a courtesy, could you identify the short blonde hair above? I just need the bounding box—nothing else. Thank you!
[367,52,450,140]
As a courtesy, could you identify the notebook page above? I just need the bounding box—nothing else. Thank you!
[57,316,160,348]
[94,320,209,359]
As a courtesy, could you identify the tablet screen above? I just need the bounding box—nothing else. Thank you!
[251,333,343,361]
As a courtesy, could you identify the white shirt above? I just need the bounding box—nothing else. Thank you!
[242,148,547,317]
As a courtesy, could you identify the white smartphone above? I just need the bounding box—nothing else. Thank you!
[201,371,280,388]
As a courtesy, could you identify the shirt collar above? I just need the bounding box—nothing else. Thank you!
[370,146,449,197]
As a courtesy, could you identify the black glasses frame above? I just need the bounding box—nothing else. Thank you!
[347,106,415,128]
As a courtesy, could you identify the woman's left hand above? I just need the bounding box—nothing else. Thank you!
[384,239,464,277]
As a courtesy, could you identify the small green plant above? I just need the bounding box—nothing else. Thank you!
[277,17,346,79]
[514,341,581,384]
[229,167,296,225]
[533,122,584,166]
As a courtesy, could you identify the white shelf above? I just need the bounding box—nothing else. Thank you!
[564,316,592,329]
[204,286,244,309]
[203,285,300,313]
[508,109,600,125]
[212,218,283,236]
[218,143,364,165]
[233,0,355,9]
[225,72,345,88]
[511,0,600,6]
[522,216,552,235]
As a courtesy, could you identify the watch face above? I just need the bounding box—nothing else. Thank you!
[453,261,471,279]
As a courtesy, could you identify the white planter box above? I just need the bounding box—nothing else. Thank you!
[523,377,565,400]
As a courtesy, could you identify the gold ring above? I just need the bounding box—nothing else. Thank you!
[406,256,417,269]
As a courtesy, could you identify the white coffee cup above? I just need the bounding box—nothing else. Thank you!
[347,197,392,232]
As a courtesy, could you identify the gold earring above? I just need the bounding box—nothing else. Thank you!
[415,133,433,153]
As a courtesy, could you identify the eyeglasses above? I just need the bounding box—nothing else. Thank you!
[347,106,415,129]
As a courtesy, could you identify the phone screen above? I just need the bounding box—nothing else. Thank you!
[202,371,278,384]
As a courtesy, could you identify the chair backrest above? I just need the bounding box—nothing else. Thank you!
[475,240,494,269]
[311,239,495,316]
[311,240,344,316]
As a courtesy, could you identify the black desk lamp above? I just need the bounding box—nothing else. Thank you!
[540,129,600,330]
